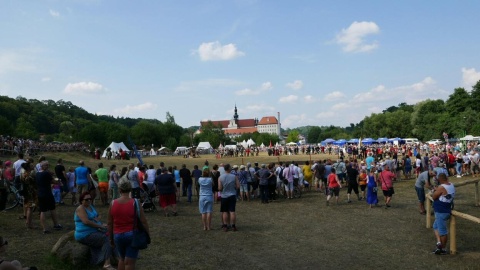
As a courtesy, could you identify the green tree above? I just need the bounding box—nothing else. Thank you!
[306,126,322,143]
[445,87,471,115]
[286,130,300,143]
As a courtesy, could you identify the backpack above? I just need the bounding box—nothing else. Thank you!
[278,167,285,180]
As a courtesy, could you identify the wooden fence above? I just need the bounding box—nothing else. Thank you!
[425,179,480,254]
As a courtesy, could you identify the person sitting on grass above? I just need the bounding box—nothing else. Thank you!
[74,192,114,270]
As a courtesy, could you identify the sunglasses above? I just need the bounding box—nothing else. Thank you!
[0,240,7,247]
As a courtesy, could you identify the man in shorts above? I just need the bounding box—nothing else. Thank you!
[95,162,109,206]
[75,161,91,195]
[218,164,240,232]
[432,173,455,255]
[415,169,435,214]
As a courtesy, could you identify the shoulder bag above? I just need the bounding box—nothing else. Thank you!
[131,199,151,250]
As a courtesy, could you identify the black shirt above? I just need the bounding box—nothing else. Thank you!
[55,164,66,182]
[346,166,359,184]
[36,171,53,198]
[179,168,192,185]
[154,173,175,195]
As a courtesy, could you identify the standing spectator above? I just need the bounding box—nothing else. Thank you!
[302,161,313,191]
[75,161,91,196]
[198,168,214,230]
[365,152,375,173]
[35,161,62,234]
[155,168,178,217]
[144,165,156,190]
[96,163,109,206]
[431,173,455,255]
[108,179,150,270]
[379,164,396,208]
[179,164,192,203]
[173,166,181,201]
[13,153,26,191]
[35,156,46,173]
[366,165,379,208]
[455,151,463,178]
[346,161,360,203]
[469,150,479,178]
[66,167,78,205]
[52,181,62,204]
[358,169,367,200]
[109,165,119,200]
[282,163,294,199]
[21,162,37,229]
[54,159,68,205]
[326,168,342,206]
[191,165,202,201]
[238,165,249,201]
[127,163,141,199]
[404,155,412,180]
[218,164,240,232]
[246,163,257,199]
[415,170,435,214]
[210,165,220,203]
[256,164,272,203]
[0,161,14,211]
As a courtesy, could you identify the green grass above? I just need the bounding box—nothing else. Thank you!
[1,152,479,269]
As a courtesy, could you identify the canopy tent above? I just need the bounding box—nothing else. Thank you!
[376,138,388,143]
[361,138,375,145]
[260,143,265,148]
[218,143,224,149]
[224,145,237,150]
[247,138,255,146]
[347,138,359,144]
[388,137,405,144]
[286,142,297,146]
[240,140,248,148]
[324,138,335,144]
[333,139,347,146]
[197,141,213,150]
[102,142,130,158]
[149,148,157,156]
[460,135,476,141]
[174,146,188,155]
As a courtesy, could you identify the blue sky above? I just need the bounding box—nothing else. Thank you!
[1,0,480,129]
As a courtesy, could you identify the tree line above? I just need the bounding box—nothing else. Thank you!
[1,80,478,150]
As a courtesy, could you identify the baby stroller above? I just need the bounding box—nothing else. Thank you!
[140,182,157,212]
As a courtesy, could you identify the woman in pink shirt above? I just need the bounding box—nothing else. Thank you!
[379,164,396,208]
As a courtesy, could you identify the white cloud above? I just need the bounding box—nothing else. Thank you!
[331,102,350,110]
[279,95,298,104]
[286,80,303,90]
[235,88,257,96]
[282,114,311,128]
[316,111,335,119]
[196,41,245,61]
[462,67,480,88]
[304,95,316,103]
[0,50,36,74]
[114,102,158,115]
[235,81,272,96]
[245,104,275,112]
[336,21,380,53]
[64,82,106,95]
[175,78,242,92]
[41,77,51,82]
[260,81,273,90]
[49,9,60,17]
[324,91,346,101]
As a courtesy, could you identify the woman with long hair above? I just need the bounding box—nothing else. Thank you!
[366,165,379,208]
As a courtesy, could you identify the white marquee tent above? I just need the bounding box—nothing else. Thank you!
[197,141,213,150]
[102,142,130,158]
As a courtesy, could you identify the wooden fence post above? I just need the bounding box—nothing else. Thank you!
[426,197,432,228]
[449,215,457,255]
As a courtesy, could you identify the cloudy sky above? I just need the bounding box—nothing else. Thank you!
[1,1,480,129]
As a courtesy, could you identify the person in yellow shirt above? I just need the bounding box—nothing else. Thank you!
[302,161,313,191]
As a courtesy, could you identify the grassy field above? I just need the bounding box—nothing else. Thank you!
[1,152,479,269]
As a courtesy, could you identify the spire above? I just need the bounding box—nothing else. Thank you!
[233,104,239,121]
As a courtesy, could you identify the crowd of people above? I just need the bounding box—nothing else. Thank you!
[0,139,470,268]
[0,136,89,156]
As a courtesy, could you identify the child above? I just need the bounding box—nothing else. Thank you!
[66,167,77,205]
[52,180,62,204]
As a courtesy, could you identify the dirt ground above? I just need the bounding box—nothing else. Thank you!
[1,152,479,269]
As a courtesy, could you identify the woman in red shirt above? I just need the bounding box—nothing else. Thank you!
[326,168,342,206]
[108,179,150,270]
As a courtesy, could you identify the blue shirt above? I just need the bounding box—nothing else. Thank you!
[198,177,213,196]
[219,173,237,197]
[74,205,100,240]
[75,166,89,185]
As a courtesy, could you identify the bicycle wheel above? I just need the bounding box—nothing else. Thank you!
[5,188,20,210]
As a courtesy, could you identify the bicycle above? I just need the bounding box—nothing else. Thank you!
[5,183,23,211]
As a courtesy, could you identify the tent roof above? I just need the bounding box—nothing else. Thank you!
[102,142,130,157]
[197,141,213,149]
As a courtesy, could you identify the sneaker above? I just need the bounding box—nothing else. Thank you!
[436,242,442,250]
[53,224,63,230]
[456,175,461,178]
[433,248,448,255]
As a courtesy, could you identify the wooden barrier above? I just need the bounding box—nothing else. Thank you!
[426,193,480,254]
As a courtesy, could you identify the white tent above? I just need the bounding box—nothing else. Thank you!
[225,145,237,150]
[174,146,188,155]
[286,142,297,146]
[260,143,265,148]
[102,142,130,158]
[240,140,248,148]
[197,141,213,150]
[247,138,255,146]
[460,135,475,141]
[149,148,157,156]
